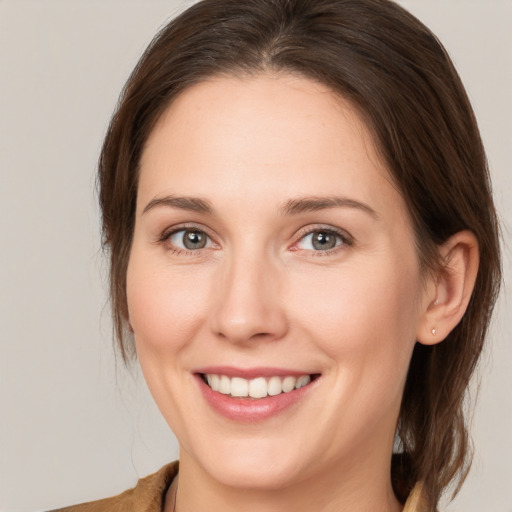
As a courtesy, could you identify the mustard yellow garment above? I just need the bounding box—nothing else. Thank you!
[50,461,428,512]
[49,462,178,512]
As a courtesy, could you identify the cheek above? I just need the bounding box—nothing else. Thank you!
[125,250,215,429]
[126,251,211,354]
[290,258,423,441]
[292,256,422,375]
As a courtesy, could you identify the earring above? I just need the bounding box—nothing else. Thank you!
[431,328,437,336]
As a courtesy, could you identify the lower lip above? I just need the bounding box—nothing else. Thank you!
[195,375,317,422]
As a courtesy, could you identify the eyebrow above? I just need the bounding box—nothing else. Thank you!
[142,194,378,219]
[281,196,379,219]
[142,195,213,215]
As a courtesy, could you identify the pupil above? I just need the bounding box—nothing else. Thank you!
[313,232,336,250]
[184,231,206,249]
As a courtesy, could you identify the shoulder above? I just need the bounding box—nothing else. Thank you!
[48,461,178,512]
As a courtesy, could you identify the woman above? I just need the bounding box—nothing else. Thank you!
[52,0,501,510]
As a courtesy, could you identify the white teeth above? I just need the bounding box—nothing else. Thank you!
[207,374,220,391]
[267,376,282,396]
[219,375,231,395]
[204,373,313,398]
[231,377,249,397]
[248,377,267,398]
[282,376,296,393]
[295,375,311,389]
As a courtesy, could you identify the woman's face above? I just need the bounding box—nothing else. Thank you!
[127,74,432,490]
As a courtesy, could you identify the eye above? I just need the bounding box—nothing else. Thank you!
[296,229,347,251]
[168,229,212,250]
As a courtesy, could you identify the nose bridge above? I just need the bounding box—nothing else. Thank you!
[210,242,287,344]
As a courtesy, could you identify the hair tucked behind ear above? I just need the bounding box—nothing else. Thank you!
[98,0,501,507]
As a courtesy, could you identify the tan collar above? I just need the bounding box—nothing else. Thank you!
[59,462,428,512]
[166,470,428,512]
[403,482,429,512]
[50,463,428,512]
[165,476,429,512]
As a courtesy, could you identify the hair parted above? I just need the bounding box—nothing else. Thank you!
[98,0,501,508]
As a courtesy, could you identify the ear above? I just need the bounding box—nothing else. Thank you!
[416,230,479,345]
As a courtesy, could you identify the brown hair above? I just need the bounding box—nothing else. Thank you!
[98,0,501,508]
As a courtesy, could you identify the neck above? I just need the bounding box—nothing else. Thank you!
[171,450,402,512]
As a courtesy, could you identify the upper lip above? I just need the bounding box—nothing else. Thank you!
[194,366,318,379]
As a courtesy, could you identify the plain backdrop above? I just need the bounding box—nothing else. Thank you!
[0,1,510,511]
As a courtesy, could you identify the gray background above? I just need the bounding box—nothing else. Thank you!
[0,1,510,511]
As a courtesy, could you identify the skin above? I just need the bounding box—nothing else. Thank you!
[126,74,478,512]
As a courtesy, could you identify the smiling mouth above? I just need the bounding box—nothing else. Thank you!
[200,373,318,399]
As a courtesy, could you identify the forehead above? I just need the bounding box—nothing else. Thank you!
[138,73,401,218]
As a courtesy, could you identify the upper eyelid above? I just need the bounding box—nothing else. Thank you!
[157,223,353,249]
[160,222,215,240]
[289,225,354,255]
[294,224,353,241]
[160,225,218,254]
[169,228,215,249]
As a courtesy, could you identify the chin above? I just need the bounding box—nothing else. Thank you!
[185,436,311,491]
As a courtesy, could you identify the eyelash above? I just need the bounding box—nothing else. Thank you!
[158,223,217,256]
[157,224,353,256]
[292,225,353,256]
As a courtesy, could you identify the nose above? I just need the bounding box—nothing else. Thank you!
[209,250,288,345]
